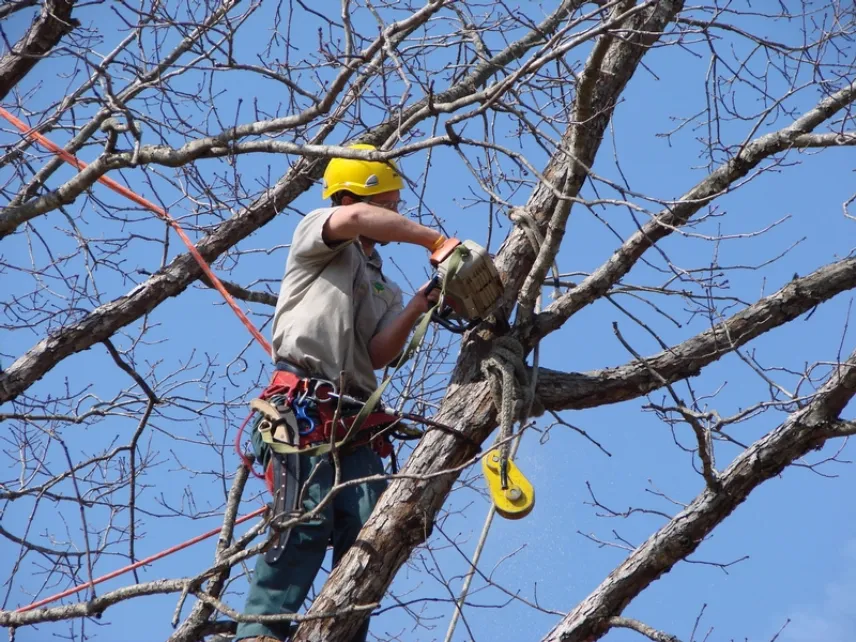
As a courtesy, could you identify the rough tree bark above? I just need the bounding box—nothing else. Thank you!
[0,0,78,100]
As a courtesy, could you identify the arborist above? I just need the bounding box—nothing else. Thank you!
[235,144,454,642]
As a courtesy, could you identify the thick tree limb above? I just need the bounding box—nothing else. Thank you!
[791,131,856,147]
[824,419,856,436]
[0,0,78,100]
[534,255,856,412]
[541,349,856,641]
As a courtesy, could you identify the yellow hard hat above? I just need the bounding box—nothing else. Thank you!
[322,143,404,200]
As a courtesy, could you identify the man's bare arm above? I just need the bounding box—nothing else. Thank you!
[323,203,441,249]
[368,284,438,369]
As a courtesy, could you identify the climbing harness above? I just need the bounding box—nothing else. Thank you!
[251,367,400,459]
[428,238,504,333]
[244,365,405,563]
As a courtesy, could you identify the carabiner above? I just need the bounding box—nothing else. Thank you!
[292,400,316,436]
[310,379,338,402]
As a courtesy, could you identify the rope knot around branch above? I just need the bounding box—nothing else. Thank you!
[480,336,533,465]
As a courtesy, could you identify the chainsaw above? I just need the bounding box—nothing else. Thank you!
[428,238,504,333]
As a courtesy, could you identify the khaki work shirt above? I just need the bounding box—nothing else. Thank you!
[271,208,404,396]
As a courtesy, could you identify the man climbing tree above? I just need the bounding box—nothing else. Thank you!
[235,144,443,642]
[3,3,856,642]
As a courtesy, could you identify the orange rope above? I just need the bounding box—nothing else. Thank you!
[0,107,272,355]
[2,109,274,613]
[15,506,267,613]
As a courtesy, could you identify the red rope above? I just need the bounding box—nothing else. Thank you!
[1,109,274,613]
[0,107,272,355]
[15,506,267,613]
[235,410,265,478]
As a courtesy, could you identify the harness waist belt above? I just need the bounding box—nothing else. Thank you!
[275,360,312,378]
[256,369,395,457]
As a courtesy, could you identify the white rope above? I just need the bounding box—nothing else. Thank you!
[445,210,546,641]
[480,336,530,480]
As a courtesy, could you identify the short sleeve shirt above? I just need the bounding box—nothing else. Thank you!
[271,208,404,396]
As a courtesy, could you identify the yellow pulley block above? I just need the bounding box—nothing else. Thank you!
[482,449,535,520]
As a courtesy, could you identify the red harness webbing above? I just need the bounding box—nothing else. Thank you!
[249,370,396,462]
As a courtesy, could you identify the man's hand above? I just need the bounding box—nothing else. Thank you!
[407,280,441,315]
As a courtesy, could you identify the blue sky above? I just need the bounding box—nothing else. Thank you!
[2,2,855,641]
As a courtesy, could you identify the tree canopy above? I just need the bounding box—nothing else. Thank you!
[1,1,855,641]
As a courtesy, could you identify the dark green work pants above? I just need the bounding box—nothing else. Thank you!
[235,431,387,642]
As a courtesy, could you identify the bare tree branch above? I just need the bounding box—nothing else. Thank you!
[534,77,856,339]
[541,350,856,641]
[608,616,683,642]
[0,0,78,100]
[535,255,856,412]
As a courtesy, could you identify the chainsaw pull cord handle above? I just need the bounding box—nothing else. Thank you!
[429,237,462,266]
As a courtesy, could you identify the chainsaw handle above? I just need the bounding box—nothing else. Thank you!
[425,274,462,332]
[431,308,478,334]
[425,273,441,297]
[425,273,478,333]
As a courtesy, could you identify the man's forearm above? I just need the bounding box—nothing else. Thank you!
[368,303,423,369]
[325,204,442,248]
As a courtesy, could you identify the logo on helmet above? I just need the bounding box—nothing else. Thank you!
[365,174,379,187]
